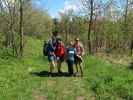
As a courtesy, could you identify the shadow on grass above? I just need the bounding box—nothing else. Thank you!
[30,71,72,77]
[128,62,133,70]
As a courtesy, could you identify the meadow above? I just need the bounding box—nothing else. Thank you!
[0,37,133,100]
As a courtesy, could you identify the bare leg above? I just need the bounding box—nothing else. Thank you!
[49,61,55,73]
[75,64,78,73]
[57,61,62,73]
[79,63,83,77]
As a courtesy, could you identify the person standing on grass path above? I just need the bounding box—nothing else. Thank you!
[44,31,59,75]
[54,37,65,73]
[46,40,56,75]
[73,38,85,76]
[66,41,77,76]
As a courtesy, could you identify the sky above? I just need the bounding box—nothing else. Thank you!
[32,0,125,18]
[32,0,81,18]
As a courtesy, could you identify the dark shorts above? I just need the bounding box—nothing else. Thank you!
[56,56,64,62]
[67,60,74,74]
[48,55,55,62]
[67,60,74,66]
[74,55,82,64]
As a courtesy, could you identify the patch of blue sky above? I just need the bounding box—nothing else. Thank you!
[32,0,126,18]
[32,0,66,18]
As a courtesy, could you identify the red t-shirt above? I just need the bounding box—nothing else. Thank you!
[55,43,65,57]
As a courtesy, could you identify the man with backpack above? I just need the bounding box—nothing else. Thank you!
[45,40,56,75]
[43,31,59,75]
[54,37,65,73]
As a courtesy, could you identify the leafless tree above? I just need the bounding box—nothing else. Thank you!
[81,0,94,54]
[19,0,24,56]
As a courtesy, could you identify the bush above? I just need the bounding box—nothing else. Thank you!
[0,47,13,59]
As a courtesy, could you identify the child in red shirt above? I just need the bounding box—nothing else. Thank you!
[55,38,65,73]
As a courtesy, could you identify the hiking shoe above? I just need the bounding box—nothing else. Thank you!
[58,70,63,74]
[48,72,53,77]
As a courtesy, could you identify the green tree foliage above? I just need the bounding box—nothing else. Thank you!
[59,10,87,43]
[23,6,52,39]
[0,0,52,57]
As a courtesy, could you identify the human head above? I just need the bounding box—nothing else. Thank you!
[69,41,73,47]
[57,36,62,44]
[52,30,58,37]
[75,37,80,44]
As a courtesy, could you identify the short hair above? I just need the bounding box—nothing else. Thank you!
[52,30,58,36]
[69,41,73,45]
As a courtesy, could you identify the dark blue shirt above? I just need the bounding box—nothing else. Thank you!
[67,47,76,61]
[46,43,55,56]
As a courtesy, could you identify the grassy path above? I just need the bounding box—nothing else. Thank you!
[0,38,133,100]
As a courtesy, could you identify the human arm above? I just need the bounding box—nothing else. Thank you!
[80,43,85,56]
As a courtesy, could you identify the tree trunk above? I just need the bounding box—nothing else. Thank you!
[130,40,133,56]
[19,0,24,57]
[65,21,69,43]
[123,0,129,48]
[88,0,94,54]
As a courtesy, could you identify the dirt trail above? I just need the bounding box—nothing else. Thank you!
[33,90,48,100]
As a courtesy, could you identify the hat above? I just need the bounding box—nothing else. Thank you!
[75,38,80,41]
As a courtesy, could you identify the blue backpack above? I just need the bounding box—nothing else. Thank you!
[43,41,48,56]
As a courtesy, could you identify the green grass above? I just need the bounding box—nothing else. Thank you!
[0,37,133,100]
